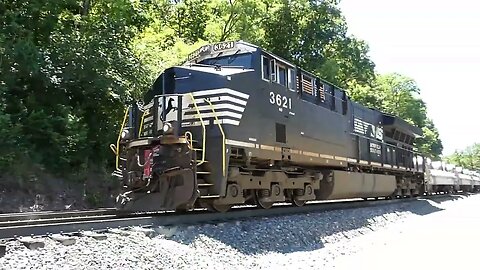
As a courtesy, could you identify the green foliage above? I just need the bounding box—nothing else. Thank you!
[446,144,480,170]
[133,27,209,83]
[134,0,375,88]
[416,120,443,159]
[0,0,149,176]
[257,0,375,88]
[0,0,444,180]
[374,74,427,127]
[348,74,443,158]
[0,109,24,169]
[85,191,102,207]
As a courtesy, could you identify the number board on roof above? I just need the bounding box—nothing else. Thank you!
[212,41,235,51]
[187,41,236,61]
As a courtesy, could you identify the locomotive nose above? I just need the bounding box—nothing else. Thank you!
[115,136,198,212]
[112,93,200,212]
[117,146,198,212]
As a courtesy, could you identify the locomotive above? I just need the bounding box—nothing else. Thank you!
[110,40,458,213]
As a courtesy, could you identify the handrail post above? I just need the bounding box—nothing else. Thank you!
[138,110,148,136]
[115,108,129,170]
[187,93,207,166]
[205,99,226,177]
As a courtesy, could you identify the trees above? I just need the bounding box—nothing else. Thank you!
[348,74,443,158]
[133,0,375,88]
[0,0,444,177]
[257,0,375,88]
[0,0,149,175]
[446,144,480,170]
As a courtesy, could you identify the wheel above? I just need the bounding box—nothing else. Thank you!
[255,189,274,209]
[199,201,232,213]
[211,202,232,213]
[292,196,306,207]
[290,189,306,207]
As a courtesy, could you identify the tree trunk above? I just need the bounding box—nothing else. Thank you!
[81,0,91,16]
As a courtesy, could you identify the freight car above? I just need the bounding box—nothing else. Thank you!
[425,161,480,193]
[110,40,458,212]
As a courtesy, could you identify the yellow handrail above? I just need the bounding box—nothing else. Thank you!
[187,93,206,166]
[115,108,129,170]
[138,110,148,136]
[205,99,226,177]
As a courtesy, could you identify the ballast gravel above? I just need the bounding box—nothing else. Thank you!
[0,195,474,270]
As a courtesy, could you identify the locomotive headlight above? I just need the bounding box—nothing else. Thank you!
[120,127,133,140]
[162,122,173,134]
[121,129,130,140]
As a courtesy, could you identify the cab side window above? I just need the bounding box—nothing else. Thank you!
[262,56,270,81]
[261,54,295,89]
[278,65,287,86]
[288,69,296,91]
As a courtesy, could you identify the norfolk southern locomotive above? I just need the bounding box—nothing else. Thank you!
[111,40,479,212]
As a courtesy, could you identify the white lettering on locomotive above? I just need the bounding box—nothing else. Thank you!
[187,41,236,61]
[269,91,292,110]
[353,118,384,141]
[369,142,382,155]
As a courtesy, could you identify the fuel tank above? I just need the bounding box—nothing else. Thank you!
[317,170,396,200]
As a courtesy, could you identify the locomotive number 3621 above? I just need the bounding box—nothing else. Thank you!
[269,92,292,109]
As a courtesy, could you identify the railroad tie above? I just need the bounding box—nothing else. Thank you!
[50,234,76,246]
[18,237,45,250]
[0,244,5,258]
[107,228,131,236]
[130,227,156,238]
[80,231,107,240]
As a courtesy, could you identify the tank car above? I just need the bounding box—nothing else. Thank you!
[111,40,428,212]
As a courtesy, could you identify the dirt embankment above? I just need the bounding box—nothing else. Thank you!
[0,172,118,213]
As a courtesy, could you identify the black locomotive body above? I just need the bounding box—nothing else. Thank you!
[113,41,425,212]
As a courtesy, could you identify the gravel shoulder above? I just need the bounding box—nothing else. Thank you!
[0,194,475,270]
[332,193,480,270]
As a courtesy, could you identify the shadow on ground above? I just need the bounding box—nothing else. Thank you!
[427,193,471,204]
[166,194,467,255]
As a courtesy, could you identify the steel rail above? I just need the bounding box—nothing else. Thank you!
[0,194,462,240]
[0,214,121,228]
[0,208,117,223]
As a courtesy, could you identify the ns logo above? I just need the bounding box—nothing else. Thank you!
[371,125,384,141]
[353,118,384,141]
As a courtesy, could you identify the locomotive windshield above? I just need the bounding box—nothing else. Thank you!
[184,41,257,68]
[198,53,253,68]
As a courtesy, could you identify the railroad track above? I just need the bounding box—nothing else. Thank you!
[0,193,463,241]
[0,208,117,223]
